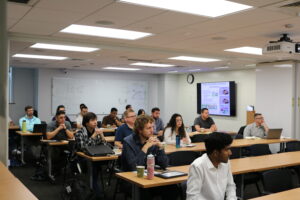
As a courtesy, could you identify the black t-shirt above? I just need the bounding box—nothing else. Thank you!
[193,116,215,129]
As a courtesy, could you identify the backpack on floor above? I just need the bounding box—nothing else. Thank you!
[61,178,96,200]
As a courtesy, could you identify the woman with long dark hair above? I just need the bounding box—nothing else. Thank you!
[163,113,191,145]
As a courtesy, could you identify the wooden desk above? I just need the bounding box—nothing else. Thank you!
[189,130,237,137]
[16,131,43,164]
[77,151,119,189]
[102,128,117,133]
[40,140,69,180]
[0,162,38,200]
[76,152,119,161]
[164,138,296,154]
[9,125,20,131]
[116,151,300,199]
[104,136,115,143]
[249,188,300,200]
[0,179,38,200]
[0,162,15,182]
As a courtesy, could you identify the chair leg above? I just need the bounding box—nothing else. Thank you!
[113,178,120,200]
[255,182,261,195]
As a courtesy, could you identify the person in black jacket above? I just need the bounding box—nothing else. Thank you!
[122,115,178,200]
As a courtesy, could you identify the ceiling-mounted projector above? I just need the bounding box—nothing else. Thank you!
[263,34,298,56]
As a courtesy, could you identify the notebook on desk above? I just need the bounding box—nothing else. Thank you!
[266,128,283,139]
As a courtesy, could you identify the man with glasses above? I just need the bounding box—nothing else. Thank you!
[244,113,269,138]
[114,109,136,149]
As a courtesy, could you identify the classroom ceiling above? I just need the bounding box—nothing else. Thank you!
[7,0,300,74]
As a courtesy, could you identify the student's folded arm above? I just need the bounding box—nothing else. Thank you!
[122,141,146,171]
[46,128,59,139]
[66,129,74,139]
[155,149,168,169]
[163,128,175,145]
[186,164,203,200]
[210,124,217,132]
[114,141,123,149]
[194,125,201,132]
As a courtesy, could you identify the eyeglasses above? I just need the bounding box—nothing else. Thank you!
[127,115,137,118]
[255,117,263,120]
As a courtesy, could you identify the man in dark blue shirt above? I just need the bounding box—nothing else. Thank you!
[114,109,136,149]
[121,115,168,172]
[121,115,178,199]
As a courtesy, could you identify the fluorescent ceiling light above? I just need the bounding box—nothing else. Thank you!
[119,0,252,18]
[60,24,153,40]
[104,67,141,71]
[168,70,178,73]
[31,43,99,52]
[131,62,174,67]
[188,69,202,72]
[215,66,229,69]
[169,56,221,62]
[274,64,292,68]
[225,47,262,55]
[13,54,68,60]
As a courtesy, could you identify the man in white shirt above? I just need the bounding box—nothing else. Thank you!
[187,132,237,200]
[76,104,88,129]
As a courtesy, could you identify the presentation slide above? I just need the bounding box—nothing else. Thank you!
[201,82,231,116]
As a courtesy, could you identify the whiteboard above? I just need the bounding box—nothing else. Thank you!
[52,77,148,115]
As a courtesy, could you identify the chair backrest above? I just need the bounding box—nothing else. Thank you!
[235,134,243,139]
[191,125,196,132]
[262,169,296,193]
[71,121,77,129]
[97,121,102,128]
[285,141,300,152]
[230,147,241,159]
[191,134,208,143]
[238,125,246,136]
[41,121,47,125]
[167,151,200,166]
[249,144,271,156]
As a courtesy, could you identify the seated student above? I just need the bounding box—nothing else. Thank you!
[151,107,164,136]
[244,113,269,138]
[194,108,217,132]
[122,115,178,199]
[19,105,41,132]
[75,112,105,199]
[187,132,236,200]
[121,104,132,122]
[137,109,145,116]
[51,105,71,122]
[163,113,191,145]
[46,111,74,140]
[101,107,122,128]
[114,109,136,149]
[76,104,88,129]
[8,116,14,126]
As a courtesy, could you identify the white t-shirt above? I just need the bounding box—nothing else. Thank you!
[163,127,191,145]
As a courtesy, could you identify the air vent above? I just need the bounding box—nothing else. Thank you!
[127,58,152,62]
[267,44,281,51]
[281,1,300,7]
[71,58,85,61]
[8,0,30,4]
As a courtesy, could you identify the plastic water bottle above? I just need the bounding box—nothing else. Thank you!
[22,120,27,132]
[147,154,155,180]
[176,135,181,148]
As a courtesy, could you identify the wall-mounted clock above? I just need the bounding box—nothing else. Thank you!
[187,73,194,84]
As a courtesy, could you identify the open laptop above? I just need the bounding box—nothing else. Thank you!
[32,124,47,134]
[266,128,283,139]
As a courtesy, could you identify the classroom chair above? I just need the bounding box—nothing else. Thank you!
[262,169,298,194]
[191,134,208,143]
[167,151,200,166]
[285,141,300,152]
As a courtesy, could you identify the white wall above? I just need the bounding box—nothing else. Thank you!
[9,68,36,125]
[37,68,160,122]
[176,69,256,131]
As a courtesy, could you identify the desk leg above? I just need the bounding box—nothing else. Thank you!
[132,184,140,200]
[47,146,54,180]
[88,160,93,189]
[20,136,25,164]
[236,174,244,200]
